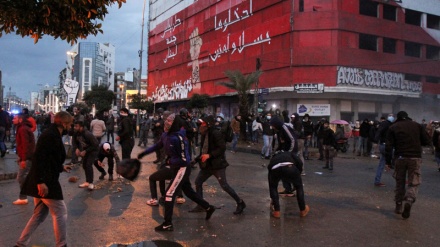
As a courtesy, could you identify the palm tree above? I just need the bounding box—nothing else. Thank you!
[217,70,262,117]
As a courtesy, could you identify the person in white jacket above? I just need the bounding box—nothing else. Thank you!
[252,116,263,144]
[90,113,106,143]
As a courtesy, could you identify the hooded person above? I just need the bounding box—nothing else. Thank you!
[137,113,216,231]
[191,115,246,215]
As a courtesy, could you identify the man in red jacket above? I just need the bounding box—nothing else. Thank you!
[12,113,36,205]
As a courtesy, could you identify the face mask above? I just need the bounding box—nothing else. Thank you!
[216,117,222,122]
[387,116,395,122]
[266,116,271,120]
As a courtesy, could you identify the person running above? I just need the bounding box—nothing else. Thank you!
[137,113,216,231]
[268,150,309,218]
[15,111,73,247]
[191,115,246,215]
[385,111,430,219]
[12,113,36,205]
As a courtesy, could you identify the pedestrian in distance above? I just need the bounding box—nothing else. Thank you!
[116,108,134,160]
[432,121,440,172]
[385,111,430,219]
[0,105,11,157]
[12,113,36,205]
[191,115,246,215]
[73,121,99,190]
[14,111,73,247]
[321,120,336,171]
[230,114,241,153]
[90,113,106,144]
[373,114,394,187]
[267,150,309,218]
[138,115,151,147]
[137,113,216,231]
[106,113,115,144]
[261,113,275,159]
[94,142,120,181]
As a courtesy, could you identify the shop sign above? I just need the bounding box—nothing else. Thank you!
[297,104,330,116]
[337,66,422,93]
[294,83,324,93]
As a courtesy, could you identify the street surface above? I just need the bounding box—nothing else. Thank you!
[1,141,440,247]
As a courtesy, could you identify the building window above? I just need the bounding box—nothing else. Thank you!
[383,4,397,21]
[405,9,422,26]
[84,60,91,83]
[383,38,396,54]
[426,45,440,60]
[426,76,440,83]
[427,14,440,30]
[359,33,378,51]
[299,0,304,12]
[405,74,421,82]
[404,42,421,57]
[359,0,378,18]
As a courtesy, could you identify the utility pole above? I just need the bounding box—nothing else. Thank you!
[254,58,261,114]
[136,0,147,138]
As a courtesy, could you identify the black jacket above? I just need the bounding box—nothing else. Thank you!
[267,151,302,172]
[118,116,133,142]
[21,124,66,200]
[375,120,392,143]
[385,118,430,164]
[202,127,229,170]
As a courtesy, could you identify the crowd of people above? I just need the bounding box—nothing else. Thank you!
[2,104,439,246]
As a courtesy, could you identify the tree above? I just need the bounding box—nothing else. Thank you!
[128,94,154,114]
[217,70,262,117]
[186,93,210,115]
[0,0,126,43]
[83,84,115,112]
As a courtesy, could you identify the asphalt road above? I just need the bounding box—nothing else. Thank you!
[1,144,440,247]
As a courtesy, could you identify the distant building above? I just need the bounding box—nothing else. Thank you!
[147,0,440,121]
[66,42,115,103]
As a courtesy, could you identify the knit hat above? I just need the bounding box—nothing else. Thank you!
[397,111,409,120]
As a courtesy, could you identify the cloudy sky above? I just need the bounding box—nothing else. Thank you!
[0,1,148,100]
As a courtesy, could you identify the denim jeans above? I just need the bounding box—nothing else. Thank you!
[357,136,368,155]
[232,133,239,152]
[16,198,67,247]
[304,135,312,158]
[17,160,31,199]
[195,168,241,203]
[262,135,273,157]
[0,126,6,152]
[269,165,306,211]
[374,143,386,184]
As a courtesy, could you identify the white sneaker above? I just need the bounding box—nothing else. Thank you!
[146,198,159,206]
[176,197,186,204]
[78,182,90,188]
[13,199,28,205]
[88,183,95,190]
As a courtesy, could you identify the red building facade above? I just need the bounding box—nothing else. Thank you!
[148,0,440,121]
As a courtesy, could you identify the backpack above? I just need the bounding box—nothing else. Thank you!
[221,120,234,142]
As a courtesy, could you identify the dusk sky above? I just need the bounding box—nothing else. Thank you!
[0,1,148,101]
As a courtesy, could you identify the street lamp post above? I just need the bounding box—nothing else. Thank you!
[136,0,147,138]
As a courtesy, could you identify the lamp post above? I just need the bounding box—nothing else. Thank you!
[136,0,147,138]
[119,84,125,109]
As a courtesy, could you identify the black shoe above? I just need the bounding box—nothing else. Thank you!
[395,202,403,214]
[261,154,265,159]
[279,190,295,197]
[109,174,113,181]
[154,222,174,231]
[189,205,204,213]
[322,166,329,169]
[0,151,5,158]
[402,201,412,219]
[264,156,270,160]
[99,171,107,180]
[233,200,246,215]
[318,157,324,161]
[206,205,216,220]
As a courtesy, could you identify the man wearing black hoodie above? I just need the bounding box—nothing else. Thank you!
[385,111,429,219]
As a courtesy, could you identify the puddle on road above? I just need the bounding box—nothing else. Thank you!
[109,240,183,247]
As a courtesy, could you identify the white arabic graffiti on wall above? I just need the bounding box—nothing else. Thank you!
[336,66,422,93]
[151,79,194,102]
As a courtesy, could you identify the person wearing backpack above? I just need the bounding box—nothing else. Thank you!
[137,114,216,231]
[191,115,246,215]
